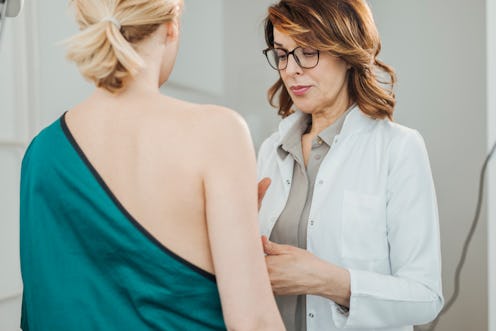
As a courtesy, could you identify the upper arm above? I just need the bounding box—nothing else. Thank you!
[386,130,442,292]
[200,107,280,328]
[202,108,258,231]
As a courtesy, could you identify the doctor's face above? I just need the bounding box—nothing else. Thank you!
[273,28,351,115]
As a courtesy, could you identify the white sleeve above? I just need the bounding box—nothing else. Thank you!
[331,130,444,328]
[257,134,276,181]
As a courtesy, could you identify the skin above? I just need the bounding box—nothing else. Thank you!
[260,28,352,308]
[65,17,284,331]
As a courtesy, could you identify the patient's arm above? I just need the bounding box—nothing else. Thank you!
[202,106,284,331]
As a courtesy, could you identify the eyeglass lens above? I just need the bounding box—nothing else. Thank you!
[265,47,319,70]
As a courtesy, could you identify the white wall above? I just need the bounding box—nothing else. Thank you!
[0,3,32,330]
[221,0,280,148]
[35,2,93,130]
[370,1,488,330]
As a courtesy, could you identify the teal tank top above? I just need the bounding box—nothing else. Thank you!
[20,114,227,331]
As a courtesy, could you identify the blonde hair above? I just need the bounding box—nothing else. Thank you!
[264,0,396,120]
[65,0,182,94]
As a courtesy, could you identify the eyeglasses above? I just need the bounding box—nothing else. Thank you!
[263,47,320,71]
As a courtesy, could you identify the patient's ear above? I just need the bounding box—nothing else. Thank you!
[165,19,179,42]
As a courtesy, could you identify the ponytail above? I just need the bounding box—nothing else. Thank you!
[64,0,182,94]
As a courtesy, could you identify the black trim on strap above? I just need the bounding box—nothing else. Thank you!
[60,112,217,283]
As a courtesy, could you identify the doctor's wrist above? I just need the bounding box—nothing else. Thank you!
[311,260,351,308]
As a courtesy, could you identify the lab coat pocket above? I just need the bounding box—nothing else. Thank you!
[341,190,388,260]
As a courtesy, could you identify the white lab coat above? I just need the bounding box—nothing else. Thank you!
[257,106,444,331]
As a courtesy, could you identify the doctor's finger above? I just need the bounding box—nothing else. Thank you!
[257,177,271,210]
[262,237,293,255]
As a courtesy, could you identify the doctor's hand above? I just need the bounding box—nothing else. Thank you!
[262,236,351,307]
[257,178,271,211]
[262,236,325,296]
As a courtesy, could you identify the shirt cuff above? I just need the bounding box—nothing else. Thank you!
[329,268,360,328]
[330,300,352,327]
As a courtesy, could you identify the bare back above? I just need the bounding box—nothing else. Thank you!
[65,91,284,329]
[66,93,221,274]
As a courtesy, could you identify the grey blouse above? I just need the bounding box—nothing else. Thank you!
[269,108,350,331]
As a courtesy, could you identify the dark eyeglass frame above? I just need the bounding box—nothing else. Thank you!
[262,46,320,71]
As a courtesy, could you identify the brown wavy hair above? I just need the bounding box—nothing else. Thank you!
[65,0,182,94]
[264,0,396,119]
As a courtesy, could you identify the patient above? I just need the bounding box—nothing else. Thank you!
[19,0,284,330]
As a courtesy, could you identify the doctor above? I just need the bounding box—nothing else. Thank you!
[257,0,444,330]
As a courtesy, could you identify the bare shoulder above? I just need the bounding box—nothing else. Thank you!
[186,103,252,145]
[195,104,248,130]
[158,96,246,126]
[148,96,253,150]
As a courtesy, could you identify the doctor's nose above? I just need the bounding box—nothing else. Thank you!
[284,54,303,76]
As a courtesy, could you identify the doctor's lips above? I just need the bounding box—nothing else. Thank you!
[290,85,311,96]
